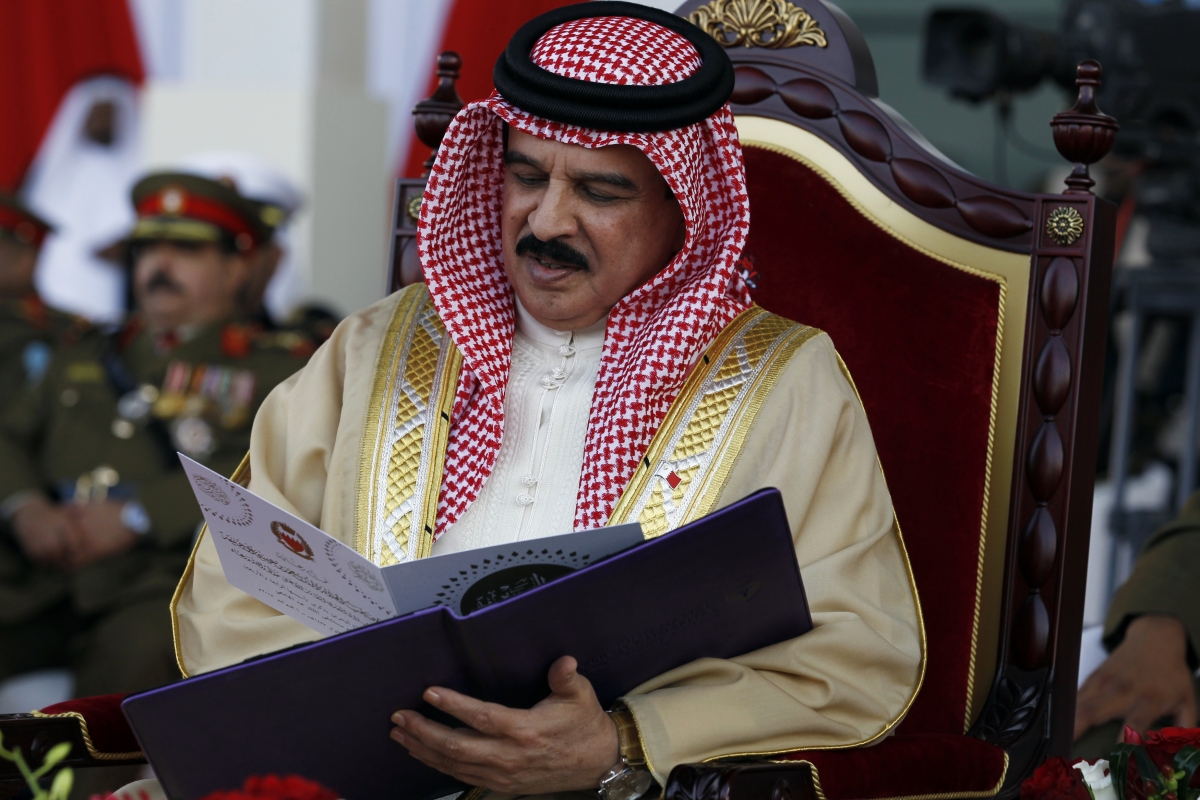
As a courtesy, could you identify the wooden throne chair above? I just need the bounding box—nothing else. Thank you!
[388,2,1118,798]
[0,2,1116,798]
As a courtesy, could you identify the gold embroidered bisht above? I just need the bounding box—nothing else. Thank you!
[172,284,924,782]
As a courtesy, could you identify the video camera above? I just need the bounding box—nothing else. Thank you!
[924,1,1200,144]
[924,0,1200,257]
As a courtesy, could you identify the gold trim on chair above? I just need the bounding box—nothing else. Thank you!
[779,751,1008,800]
[28,711,144,762]
[735,116,1029,729]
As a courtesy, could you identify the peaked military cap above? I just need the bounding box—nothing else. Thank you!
[0,191,53,248]
[130,172,274,252]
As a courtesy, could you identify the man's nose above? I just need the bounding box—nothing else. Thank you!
[527,180,578,242]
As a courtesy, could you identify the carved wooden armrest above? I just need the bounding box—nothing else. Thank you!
[0,711,145,795]
[665,761,819,800]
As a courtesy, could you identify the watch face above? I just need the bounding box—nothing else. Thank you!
[605,768,654,800]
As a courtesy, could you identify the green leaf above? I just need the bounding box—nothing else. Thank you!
[42,742,71,768]
[1173,747,1200,800]
[1133,745,1163,791]
[48,767,73,800]
[1110,743,1140,800]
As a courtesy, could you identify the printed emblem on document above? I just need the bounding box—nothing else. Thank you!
[196,476,253,527]
[271,520,314,560]
[349,560,384,592]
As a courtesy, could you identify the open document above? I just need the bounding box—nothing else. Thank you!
[179,456,646,635]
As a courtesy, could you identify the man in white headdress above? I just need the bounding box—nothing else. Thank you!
[23,77,141,325]
[171,4,923,797]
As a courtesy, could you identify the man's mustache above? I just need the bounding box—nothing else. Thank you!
[515,234,589,271]
[144,271,185,294]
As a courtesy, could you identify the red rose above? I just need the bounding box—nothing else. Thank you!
[1143,728,1200,756]
[200,775,338,800]
[1021,757,1092,800]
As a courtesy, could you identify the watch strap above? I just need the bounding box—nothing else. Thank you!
[608,707,646,768]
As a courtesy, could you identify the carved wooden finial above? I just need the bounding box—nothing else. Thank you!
[1050,60,1119,195]
[413,52,465,176]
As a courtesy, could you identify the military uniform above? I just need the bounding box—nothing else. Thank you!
[0,194,73,413]
[1074,491,1200,757]
[0,172,313,698]
[0,294,82,412]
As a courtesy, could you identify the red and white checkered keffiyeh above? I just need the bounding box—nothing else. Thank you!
[418,14,751,533]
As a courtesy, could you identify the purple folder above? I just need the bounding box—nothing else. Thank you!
[122,488,812,800]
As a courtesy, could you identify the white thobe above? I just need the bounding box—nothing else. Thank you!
[434,301,606,554]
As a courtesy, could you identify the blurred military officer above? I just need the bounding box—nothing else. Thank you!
[179,150,340,346]
[0,193,83,412]
[0,172,311,697]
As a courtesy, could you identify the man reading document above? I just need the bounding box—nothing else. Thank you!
[172,4,922,797]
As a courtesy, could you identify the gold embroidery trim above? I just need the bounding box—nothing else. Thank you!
[417,342,462,560]
[356,285,460,565]
[170,453,251,679]
[356,286,426,557]
[28,711,144,761]
[609,307,816,533]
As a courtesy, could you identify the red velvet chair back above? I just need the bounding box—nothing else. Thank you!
[673,0,1117,783]
[740,142,1006,735]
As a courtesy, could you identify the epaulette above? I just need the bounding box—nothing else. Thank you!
[19,294,50,330]
[220,322,265,359]
[60,315,94,348]
[113,317,144,352]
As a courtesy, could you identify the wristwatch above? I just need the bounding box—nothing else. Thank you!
[598,707,653,800]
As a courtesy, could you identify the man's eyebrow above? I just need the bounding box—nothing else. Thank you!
[503,150,543,169]
[503,150,638,191]
[574,170,638,191]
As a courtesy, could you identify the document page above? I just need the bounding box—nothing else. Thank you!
[181,457,397,636]
[181,457,646,635]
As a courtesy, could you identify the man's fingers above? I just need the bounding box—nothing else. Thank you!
[396,736,517,794]
[1123,705,1160,740]
[547,655,589,700]
[1075,673,1135,740]
[393,710,503,766]
[396,738,504,791]
[423,688,513,737]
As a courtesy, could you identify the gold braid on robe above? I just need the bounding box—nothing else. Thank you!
[172,284,924,783]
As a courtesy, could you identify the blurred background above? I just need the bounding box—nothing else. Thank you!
[3,0,1067,325]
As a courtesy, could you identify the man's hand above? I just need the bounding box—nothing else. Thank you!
[11,495,77,568]
[63,501,139,569]
[390,656,620,795]
[1074,615,1197,740]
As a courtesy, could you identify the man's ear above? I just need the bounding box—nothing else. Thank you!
[225,251,253,289]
